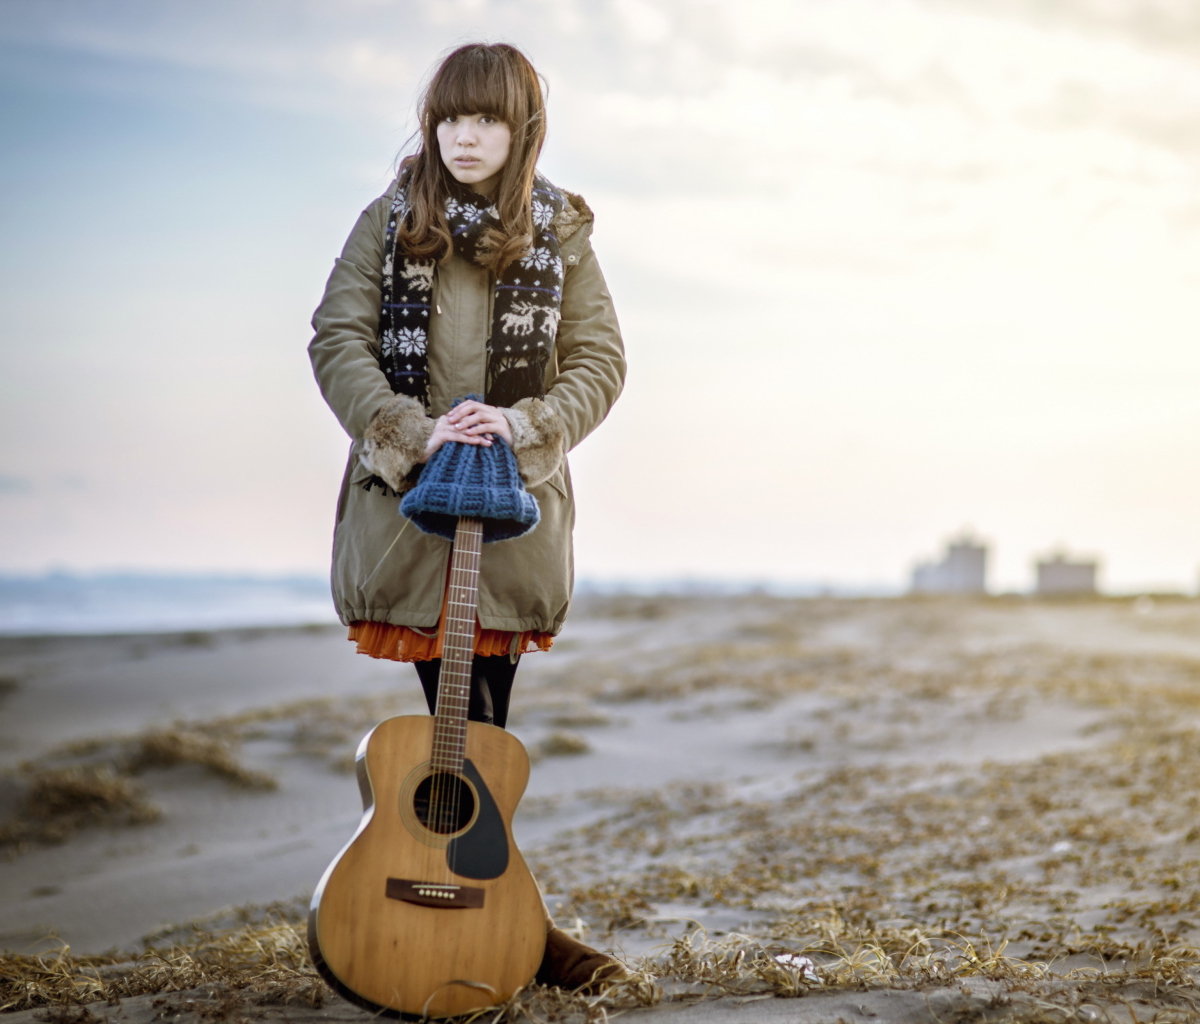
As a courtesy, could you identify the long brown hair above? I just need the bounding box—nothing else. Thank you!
[399,44,546,274]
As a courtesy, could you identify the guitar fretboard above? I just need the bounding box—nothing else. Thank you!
[431,517,483,773]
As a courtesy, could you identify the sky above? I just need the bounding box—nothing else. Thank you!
[1,0,1199,592]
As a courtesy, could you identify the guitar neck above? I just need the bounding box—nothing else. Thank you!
[432,517,483,773]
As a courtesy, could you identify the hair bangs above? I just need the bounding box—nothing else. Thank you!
[425,46,525,128]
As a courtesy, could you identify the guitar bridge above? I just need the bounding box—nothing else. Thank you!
[386,878,485,909]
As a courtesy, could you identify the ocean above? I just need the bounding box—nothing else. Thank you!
[0,573,339,636]
[0,573,899,637]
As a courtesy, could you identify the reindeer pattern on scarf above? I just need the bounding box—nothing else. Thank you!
[378,175,567,410]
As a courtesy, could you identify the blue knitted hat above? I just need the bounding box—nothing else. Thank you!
[399,395,541,543]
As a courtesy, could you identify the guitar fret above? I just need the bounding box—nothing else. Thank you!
[427,517,483,774]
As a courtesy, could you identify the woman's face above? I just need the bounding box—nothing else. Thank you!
[436,113,512,196]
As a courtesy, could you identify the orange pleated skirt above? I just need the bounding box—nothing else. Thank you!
[347,577,553,663]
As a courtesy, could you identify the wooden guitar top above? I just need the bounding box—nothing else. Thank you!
[309,713,545,1018]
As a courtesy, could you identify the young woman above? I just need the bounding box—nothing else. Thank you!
[308,44,626,989]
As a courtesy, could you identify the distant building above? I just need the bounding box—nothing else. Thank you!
[911,536,988,594]
[1036,553,1097,595]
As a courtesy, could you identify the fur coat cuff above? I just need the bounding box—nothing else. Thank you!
[502,398,566,488]
[361,395,434,493]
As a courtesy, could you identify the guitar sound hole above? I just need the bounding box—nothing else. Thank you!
[412,772,475,834]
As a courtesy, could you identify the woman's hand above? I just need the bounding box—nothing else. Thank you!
[446,400,513,444]
[420,400,513,462]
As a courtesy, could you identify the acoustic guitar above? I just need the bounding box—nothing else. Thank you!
[308,516,546,1018]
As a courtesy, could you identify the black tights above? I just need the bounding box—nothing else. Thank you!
[414,654,520,729]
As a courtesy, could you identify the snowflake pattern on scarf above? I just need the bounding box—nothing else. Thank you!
[520,246,559,272]
[378,175,568,410]
[381,326,427,359]
[532,199,555,231]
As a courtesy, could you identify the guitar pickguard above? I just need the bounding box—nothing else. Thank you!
[446,759,510,880]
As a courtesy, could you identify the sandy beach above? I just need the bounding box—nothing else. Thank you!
[4,595,1200,1022]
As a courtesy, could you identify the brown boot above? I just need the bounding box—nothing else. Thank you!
[535,927,625,992]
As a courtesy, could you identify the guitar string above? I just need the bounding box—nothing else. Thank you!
[437,518,479,883]
[461,522,481,874]
[446,525,462,880]
[442,535,459,872]
[448,519,479,881]
[460,518,475,854]
[446,531,462,879]
[455,521,476,878]
[444,532,457,846]
[447,531,459,883]
[435,536,452,864]
[420,517,484,881]
[446,526,460,880]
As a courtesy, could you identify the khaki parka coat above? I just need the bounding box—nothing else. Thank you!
[309,182,625,636]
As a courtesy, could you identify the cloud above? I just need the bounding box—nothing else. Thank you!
[0,476,33,495]
[4,0,1200,585]
[939,0,1200,61]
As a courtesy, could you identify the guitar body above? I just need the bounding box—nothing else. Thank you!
[308,714,546,1018]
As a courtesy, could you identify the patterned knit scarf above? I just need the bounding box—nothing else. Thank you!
[379,173,567,409]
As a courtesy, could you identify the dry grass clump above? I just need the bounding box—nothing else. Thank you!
[0,765,160,847]
[28,767,156,823]
[536,732,592,759]
[633,927,1200,1020]
[574,595,674,620]
[475,970,660,1024]
[561,646,849,706]
[127,729,277,790]
[0,690,427,853]
[544,598,1200,732]
[3,915,1194,1023]
[547,711,611,729]
[1,726,277,853]
[538,724,1200,957]
[0,922,321,1014]
[206,691,418,768]
[651,922,1059,993]
[0,917,663,1022]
